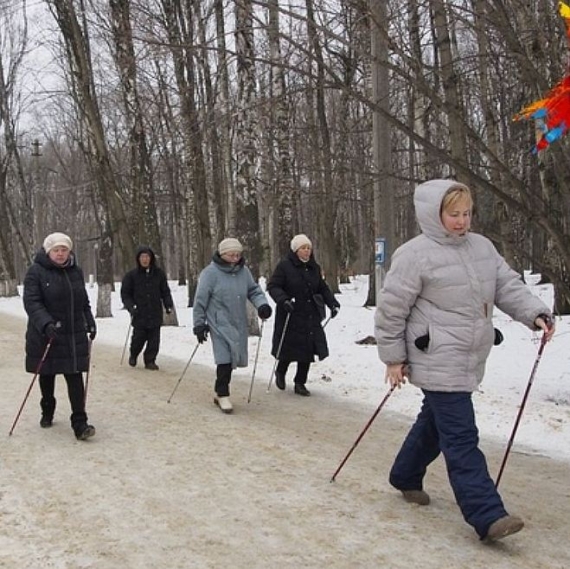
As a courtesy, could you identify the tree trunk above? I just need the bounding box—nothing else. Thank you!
[306,0,338,293]
[234,0,261,278]
[108,0,163,261]
[47,0,136,316]
[160,0,212,282]
[369,0,394,305]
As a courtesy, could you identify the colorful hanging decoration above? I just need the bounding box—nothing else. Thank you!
[514,2,570,153]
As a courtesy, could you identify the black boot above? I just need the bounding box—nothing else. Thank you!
[275,370,286,390]
[71,412,96,440]
[275,361,289,390]
[294,384,311,396]
[40,397,56,428]
[293,362,311,396]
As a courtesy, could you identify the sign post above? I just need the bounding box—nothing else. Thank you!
[375,237,387,305]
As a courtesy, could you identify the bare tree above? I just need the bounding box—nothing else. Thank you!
[0,1,33,296]
[46,0,135,316]
[159,0,212,304]
[108,0,163,258]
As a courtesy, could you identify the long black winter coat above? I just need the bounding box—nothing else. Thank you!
[267,251,339,363]
[120,246,173,329]
[23,249,96,375]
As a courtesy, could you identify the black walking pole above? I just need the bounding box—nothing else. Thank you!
[330,386,395,482]
[247,320,265,403]
[167,343,200,403]
[120,323,132,365]
[266,312,291,392]
[496,332,548,488]
[9,339,54,436]
[84,339,93,405]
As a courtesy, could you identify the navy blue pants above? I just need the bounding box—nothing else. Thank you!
[389,390,508,538]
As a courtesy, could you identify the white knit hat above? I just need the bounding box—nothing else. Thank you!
[290,234,312,252]
[218,237,243,255]
[43,232,73,253]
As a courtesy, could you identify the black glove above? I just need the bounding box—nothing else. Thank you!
[194,324,209,344]
[414,333,430,351]
[45,322,59,340]
[258,304,272,319]
[331,306,340,319]
[88,325,97,341]
[493,328,503,346]
[283,300,295,314]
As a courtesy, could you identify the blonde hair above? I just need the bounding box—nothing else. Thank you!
[441,185,473,213]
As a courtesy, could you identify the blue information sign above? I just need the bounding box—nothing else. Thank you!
[375,238,386,265]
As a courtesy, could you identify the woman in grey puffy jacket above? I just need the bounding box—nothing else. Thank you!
[375,179,555,542]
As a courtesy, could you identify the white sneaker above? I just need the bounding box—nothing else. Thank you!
[214,395,233,414]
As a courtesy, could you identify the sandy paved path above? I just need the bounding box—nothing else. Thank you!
[0,313,568,568]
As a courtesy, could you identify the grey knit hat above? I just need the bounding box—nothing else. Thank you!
[218,238,243,255]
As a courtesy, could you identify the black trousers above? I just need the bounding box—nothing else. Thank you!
[276,360,310,385]
[215,363,232,397]
[131,326,161,364]
[39,373,86,419]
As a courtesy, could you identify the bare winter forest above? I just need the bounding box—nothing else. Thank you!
[1,0,570,313]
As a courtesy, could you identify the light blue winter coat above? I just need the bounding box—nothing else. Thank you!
[193,254,269,367]
[375,179,551,392]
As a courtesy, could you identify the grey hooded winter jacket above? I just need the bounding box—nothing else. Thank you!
[374,179,550,392]
[193,254,269,367]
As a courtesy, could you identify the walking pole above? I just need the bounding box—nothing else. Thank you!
[9,339,54,436]
[330,386,395,482]
[247,320,265,403]
[120,323,132,365]
[322,316,331,329]
[167,343,200,403]
[266,312,291,392]
[84,339,93,405]
[496,332,548,488]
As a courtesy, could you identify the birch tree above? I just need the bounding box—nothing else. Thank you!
[108,0,163,258]
[46,0,135,316]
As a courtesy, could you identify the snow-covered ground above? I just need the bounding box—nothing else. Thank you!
[1,273,569,568]
[1,273,568,461]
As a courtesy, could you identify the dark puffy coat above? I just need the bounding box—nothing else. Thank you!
[267,251,339,362]
[120,246,173,329]
[23,249,96,374]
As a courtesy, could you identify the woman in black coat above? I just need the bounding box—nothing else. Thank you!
[120,245,174,370]
[267,234,340,396]
[23,232,97,440]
